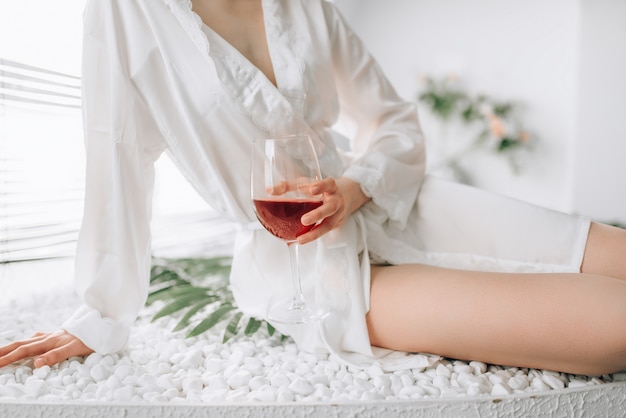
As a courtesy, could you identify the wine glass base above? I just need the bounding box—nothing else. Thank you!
[267,300,329,325]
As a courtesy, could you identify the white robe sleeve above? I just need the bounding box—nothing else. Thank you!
[62,2,166,354]
[322,2,426,229]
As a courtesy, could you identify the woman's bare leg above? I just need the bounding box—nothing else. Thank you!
[366,263,626,375]
[582,222,626,280]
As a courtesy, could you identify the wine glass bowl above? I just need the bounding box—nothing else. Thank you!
[250,134,328,324]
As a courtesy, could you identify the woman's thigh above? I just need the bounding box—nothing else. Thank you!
[366,264,626,375]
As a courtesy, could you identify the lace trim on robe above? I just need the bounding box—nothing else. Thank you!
[160,0,210,57]
[161,0,308,136]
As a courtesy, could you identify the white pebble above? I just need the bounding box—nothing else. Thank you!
[542,374,565,390]
[62,374,75,386]
[568,380,589,388]
[243,357,264,368]
[203,358,223,374]
[137,374,157,387]
[308,374,328,386]
[182,378,203,393]
[179,349,204,369]
[101,355,116,367]
[89,364,110,381]
[162,387,180,400]
[432,375,449,389]
[114,364,134,381]
[508,375,529,391]
[466,384,482,397]
[105,375,122,390]
[112,386,134,402]
[418,382,441,397]
[276,387,294,402]
[225,387,249,402]
[366,365,384,378]
[248,386,276,402]
[531,378,551,391]
[83,353,104,368]
[314,385,332,399]
[24,378,49,397]
[469,361,487,374]
[400,374,414,387]
[269,374,291,388]
[201,389,227,403]
[398,385,425,398]
[249,376,270,391]
[436,364,452,378]
[491,383,512,396]
[289,377,314,396]
[227,371,252,389]
[453,364,474,375]
[341,373,354,387]
[489,374,506,385]
[457,373,479,389]
[361,390,384,401]
[372,375,391,389]
[157,374,176,390]
[206,375,228,391]
[33,366,51,380]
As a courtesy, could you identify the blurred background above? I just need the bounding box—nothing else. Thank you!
[1,0,625,266]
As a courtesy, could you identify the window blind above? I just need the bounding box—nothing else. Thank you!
[1,58,236,263]
[0,58,84,262]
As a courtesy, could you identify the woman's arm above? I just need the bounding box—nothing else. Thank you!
[322,1,426,227]
[0,0,166,368]
[297,1,426,243]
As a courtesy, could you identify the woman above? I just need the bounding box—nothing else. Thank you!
[1,0,625,375]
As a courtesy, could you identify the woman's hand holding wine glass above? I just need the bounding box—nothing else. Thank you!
[296,177,371,245]
[251,134,370,324]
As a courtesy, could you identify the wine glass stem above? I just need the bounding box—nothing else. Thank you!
[287,242,306,311]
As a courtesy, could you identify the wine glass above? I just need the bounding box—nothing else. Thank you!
[250,134,328,324]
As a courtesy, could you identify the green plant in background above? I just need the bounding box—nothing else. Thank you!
[417,75,532,173]
[147,256,285,342]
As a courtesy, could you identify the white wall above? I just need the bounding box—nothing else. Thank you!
[334,0,626,223]
[571,0,626,225]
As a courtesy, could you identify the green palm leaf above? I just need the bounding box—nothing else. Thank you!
[222,311,244,343]
[148,256,286,342]
[172,299,216,332]
[244,317,262,336]
[186,304,237,338]
[152,292,215,321]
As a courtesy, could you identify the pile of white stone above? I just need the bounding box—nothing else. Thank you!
[0,286,623,403]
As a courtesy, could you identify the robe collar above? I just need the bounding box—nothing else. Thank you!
[160,0,308,135]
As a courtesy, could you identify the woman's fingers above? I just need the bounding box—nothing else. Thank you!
[0,331,93,368]
[34,336,92,368]
[0,334,47,359]
[0,340,49,367]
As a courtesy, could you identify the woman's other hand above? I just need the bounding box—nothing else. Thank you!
[0,330,93,368]
[297,177,370,245]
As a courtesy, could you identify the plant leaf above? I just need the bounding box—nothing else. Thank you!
[149,268,183,285]
[243,317,262,336]
[172,299,216,332]
[222,311,244,343]
[267,322,276,336]
[186,304,236,338]
[151,293,215,321]
[147,282,195,305]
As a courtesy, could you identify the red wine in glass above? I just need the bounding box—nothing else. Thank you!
[250,134,328,324]
[253,199,322,242]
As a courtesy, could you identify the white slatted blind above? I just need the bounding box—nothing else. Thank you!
[0,58,235,263]
[0,58,84,262]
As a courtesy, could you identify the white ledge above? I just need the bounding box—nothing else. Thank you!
[1,382,625,417]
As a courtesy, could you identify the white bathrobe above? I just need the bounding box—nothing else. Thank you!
[62,0,590,370]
